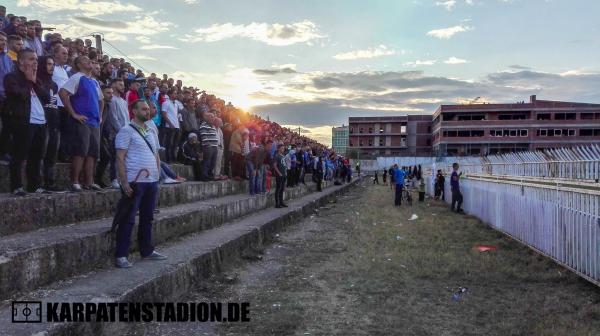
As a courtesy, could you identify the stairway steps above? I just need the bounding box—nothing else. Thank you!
[0,180,331,302]
[0,178,357,336]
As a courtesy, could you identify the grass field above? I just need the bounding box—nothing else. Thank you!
[198,179,600,335]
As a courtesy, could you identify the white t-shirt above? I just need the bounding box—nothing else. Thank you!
[115,123,160,183]
[30,89,46,124]
[52,65,69,107]
[161,97,180,129]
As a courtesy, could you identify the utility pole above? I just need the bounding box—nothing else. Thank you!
[94,34,103,53]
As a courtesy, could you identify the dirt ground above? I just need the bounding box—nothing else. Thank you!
[142,178,600,336]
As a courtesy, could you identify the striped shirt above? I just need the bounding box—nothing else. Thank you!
[115,123,160,183]
[198,121,218,147]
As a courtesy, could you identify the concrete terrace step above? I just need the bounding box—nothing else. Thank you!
[0,179,246,236]
[0,180,335,302]
[0,178,358,336]
[0,163,194,193]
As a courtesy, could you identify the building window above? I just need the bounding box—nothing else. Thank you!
[509,130,517,137]
[538,129,547,136]
[368,127,373,133]
[520,130,528,137]
[349,127,354,134]
[359,140,364,146]
[554,129,562,136]
[359,128,364,134]
[379,139,384,146]
[401,126,407,133]
[581,129,594,136]
[568,129,575,136]
[426,139,431,146]
[379,128,384,133]
[368,139,373,146]
[537,113,551,120]
[555,113,576,120]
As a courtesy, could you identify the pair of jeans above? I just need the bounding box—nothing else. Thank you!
[95,133,116,186]
[246,160,257,194]
[44,108,61,187]
[231,152,244,178]
[115,182,158,258]
[275,175,286,206]
[451,189,463,211]
[10,123,48,192]
[394,184,404,206]
[201,146,217,181]
[160,161,178,180]
[162,127,180,163]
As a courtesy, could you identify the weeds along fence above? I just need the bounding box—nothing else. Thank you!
[425,146,600,286]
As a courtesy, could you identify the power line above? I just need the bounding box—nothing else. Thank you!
[101,37,151,74]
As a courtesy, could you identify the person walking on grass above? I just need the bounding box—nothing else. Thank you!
[393,164,406,206]
[450,163,464,213]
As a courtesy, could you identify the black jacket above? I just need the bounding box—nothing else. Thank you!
[4,69,50,127]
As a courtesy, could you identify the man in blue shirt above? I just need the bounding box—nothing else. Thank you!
[59,56,104,192]
[450,162,464,213]
[393,164,406,206]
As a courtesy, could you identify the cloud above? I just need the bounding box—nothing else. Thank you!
[17,0,141,17]
[427,24,472,39]
[72,15,174,36]
[139,45,179,50]
[333,45,398,60]
[184,20,323,46]
[435,0,457,10]
[404,60,437,67]
[253,67,298,75]
[444,57,469,64]
[508,64,531,70]
[136,36,151,44]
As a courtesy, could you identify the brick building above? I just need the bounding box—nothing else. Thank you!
[432,95,600,156]
[348,115,433,157]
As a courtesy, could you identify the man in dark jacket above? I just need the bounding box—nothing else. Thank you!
[4,49,50,195]
[182,132,202,181]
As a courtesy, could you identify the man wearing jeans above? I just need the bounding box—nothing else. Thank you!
[450,162,464,213]
[113,100,166,268]
[273,144,288,208]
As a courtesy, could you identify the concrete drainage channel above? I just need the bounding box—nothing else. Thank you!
[0,178,360,336]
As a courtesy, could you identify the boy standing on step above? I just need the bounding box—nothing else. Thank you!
[113,99,167,268]
[273,144,288,208]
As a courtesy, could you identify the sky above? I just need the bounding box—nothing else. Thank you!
[8,0,600,145]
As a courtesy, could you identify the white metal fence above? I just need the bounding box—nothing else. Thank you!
[432,145,600,181]
[425,146,600,286]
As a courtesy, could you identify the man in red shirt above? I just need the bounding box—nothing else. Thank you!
[125,79,142,119]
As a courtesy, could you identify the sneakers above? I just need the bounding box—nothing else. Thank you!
[70,184,83,192]
[142,251,168,260]
[111,179,120,189]
[12,187,27,197]
[34,187,52,194]
[175,176,187,182]
[163,177,180,184]
[115,257,133,268]
[87,184,103,191]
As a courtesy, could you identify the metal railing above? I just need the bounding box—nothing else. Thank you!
[426,146,600,286]
[433,145,600,182]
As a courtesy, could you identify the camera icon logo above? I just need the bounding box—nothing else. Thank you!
[12,301,42,323]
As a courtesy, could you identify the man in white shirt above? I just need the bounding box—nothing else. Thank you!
[160,88,180,163]
[51,46,71,160]
[113,99,167,268]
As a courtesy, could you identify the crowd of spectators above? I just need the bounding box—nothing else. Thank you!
[0,5,342,197]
